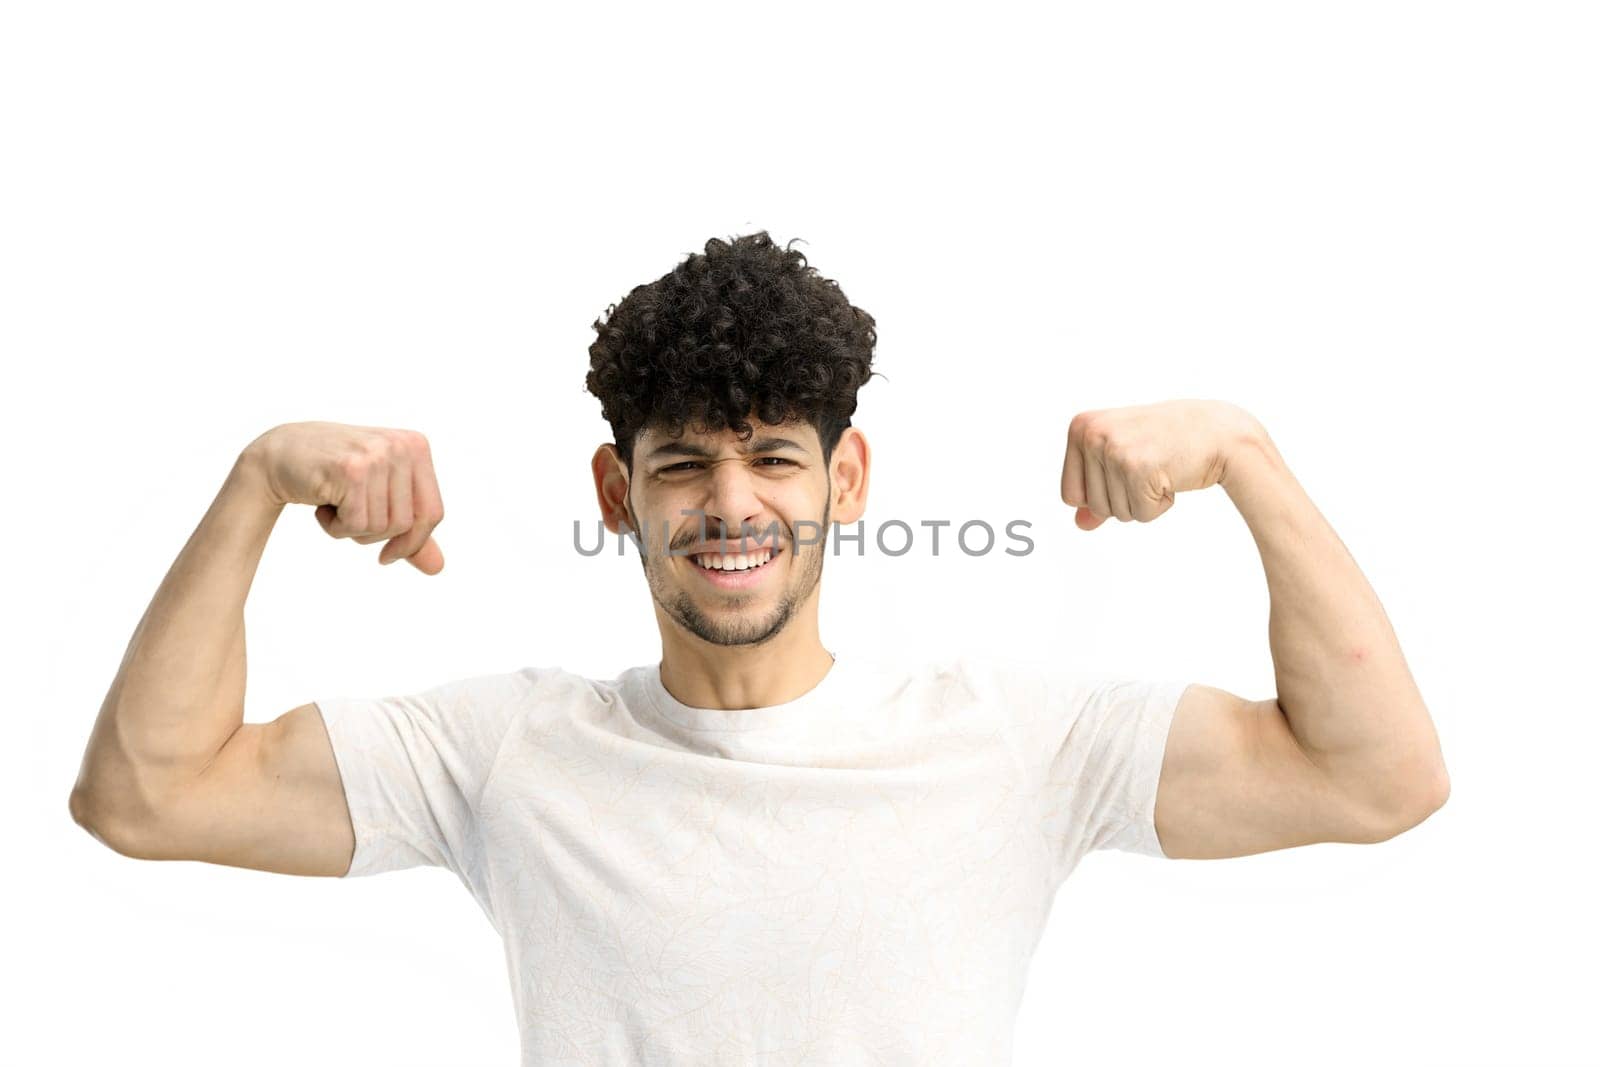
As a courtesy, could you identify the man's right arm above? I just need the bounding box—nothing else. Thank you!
[68,424,445,877]
[65,444,353,876]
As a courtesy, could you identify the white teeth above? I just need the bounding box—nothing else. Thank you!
[694,549,774,571]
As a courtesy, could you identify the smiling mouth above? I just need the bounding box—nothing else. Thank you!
[688,546,782,572]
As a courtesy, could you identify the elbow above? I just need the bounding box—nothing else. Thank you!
[68,784,108,838]
[69,786,116,851]
[1368,764,1450,842]
[1412,759,1451,821]
[69,786,154,860]
[1425,763,1451,813]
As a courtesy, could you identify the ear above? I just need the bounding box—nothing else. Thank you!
[828,426,870,525]
[591,443,632,534]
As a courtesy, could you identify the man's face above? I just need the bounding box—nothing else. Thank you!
[622,417,830,648]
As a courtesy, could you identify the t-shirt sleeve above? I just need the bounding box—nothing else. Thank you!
[313,670,529,879]
[1006,663,1191,877]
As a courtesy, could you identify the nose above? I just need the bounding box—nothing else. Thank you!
[700,460,767,542]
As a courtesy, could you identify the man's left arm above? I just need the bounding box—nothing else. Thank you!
[1061,399,1450,859]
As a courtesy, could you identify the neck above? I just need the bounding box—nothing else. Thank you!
[655,609,834,711]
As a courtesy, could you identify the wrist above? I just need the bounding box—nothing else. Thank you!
[230,437,287,511]
[1218,419,1284,495]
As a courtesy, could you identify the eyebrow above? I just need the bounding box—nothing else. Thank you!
[646,436,810,461]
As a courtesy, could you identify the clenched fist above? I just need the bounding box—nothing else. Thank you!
[243,421,446,573]
[1060,399,1264,530]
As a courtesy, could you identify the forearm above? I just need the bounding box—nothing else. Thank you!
[1221,428,1448,820]
[71,447,283,829]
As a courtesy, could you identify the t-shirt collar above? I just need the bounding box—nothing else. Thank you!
[643,651,842,734]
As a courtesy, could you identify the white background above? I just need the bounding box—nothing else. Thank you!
[6,2,1595,1064]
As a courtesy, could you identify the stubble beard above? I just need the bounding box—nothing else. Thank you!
[629,494,830,649]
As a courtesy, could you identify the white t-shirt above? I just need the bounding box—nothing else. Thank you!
[315,653,1189,1066]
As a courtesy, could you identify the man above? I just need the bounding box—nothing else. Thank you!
[69,231,1449,1065]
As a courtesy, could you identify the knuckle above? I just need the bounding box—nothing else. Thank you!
[1112,444,1144,470]
[337,452,367,481]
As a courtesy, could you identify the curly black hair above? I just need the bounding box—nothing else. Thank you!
[585,231,880,469]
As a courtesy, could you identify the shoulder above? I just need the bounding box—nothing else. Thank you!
[901,655,1181,749]
[369,663,613,741]
[497,663,649,731]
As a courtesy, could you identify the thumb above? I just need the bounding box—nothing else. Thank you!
[402,536,446,575]
[1074,507,1106,531]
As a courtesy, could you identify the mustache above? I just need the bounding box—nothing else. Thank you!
[619,507,792,554]
[668,521,789,553]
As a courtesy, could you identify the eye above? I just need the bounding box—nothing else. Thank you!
[659,458,793,473]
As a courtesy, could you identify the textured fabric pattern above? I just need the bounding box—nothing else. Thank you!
[314,654,1189,1066]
